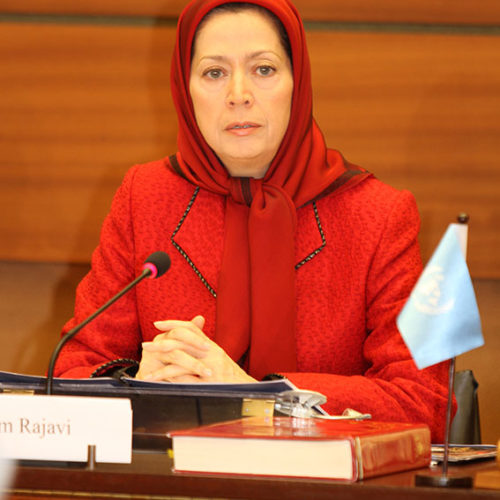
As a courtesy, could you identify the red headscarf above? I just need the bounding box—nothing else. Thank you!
[169,0,368,379]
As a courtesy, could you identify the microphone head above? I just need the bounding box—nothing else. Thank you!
[142,251,171,279]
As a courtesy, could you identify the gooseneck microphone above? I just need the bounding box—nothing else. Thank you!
[46,251,171,395]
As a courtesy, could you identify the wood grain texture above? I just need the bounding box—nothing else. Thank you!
[294,0,500,25]
[1,22,498,277]
[2,0,500,25]
[0,22,176,263]
[457,279,500,446]
[306,30,500,278]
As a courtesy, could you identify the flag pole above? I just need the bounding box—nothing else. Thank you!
[442,356,456,478]
[415,213,473,488]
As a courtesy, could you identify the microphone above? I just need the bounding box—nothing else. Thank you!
[46,251,171,395]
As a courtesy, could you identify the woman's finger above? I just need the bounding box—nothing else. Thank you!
[152,348,212,378]
[190,315,205,330]
[142,338,208,358]
[154,317,204,336]
[164,327,211,350]
[143,363,199,382]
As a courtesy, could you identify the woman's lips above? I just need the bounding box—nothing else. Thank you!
[225,122,260,136]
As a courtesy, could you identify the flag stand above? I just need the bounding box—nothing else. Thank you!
[415,356,473,488]
[414,212,474,488]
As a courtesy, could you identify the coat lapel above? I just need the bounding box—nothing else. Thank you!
[171,187,225,296]
[295,201,327,270]
[172,191,326,295]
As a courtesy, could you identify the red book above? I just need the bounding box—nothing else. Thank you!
[169,416,431,481]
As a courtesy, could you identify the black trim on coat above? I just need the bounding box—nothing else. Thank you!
[170,187,218,298]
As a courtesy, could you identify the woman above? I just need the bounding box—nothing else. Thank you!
[56,0,449,441]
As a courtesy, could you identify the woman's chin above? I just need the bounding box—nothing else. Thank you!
[224,162,269,179]
[221,153,273,179]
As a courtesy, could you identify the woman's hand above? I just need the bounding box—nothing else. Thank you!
[135,315,256,384]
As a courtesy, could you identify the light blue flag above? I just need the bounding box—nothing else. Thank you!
[397,224,484,369]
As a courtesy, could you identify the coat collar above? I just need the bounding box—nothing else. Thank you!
[171,187,326,296]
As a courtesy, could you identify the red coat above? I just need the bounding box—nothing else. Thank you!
[57,158,449,442]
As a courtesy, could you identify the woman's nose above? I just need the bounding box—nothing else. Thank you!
[226,71,253,107]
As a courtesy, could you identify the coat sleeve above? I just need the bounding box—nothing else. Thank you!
[283,190,452,443]
[54,166,142,378]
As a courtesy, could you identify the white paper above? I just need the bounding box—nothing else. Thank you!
[0,394,132,463]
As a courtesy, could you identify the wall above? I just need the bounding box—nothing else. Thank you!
[0,1,498,442]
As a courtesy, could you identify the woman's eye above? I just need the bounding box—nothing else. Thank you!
[204,68,224,79]
[256,65,275,77]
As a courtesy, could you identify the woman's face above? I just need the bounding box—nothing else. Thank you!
[189,9,293,178]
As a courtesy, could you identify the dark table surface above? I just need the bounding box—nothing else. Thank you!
[7,449,500,500]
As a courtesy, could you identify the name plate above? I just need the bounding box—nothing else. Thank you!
[0,394,132,463]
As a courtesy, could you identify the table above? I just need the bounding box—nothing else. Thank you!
[6,451,500,500]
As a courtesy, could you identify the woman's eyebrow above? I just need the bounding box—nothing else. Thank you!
[198,51,281,63]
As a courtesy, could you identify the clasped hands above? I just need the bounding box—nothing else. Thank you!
[135,315,256,384]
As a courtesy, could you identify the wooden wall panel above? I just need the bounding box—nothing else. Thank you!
[307,30,500,279]
[0,22,176,263]
[2,0,500,25]
[1,22,499,277]
[0,0,186,19]
[294,0,500,24]
[0,261,89,376]
[457,279,500,445]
